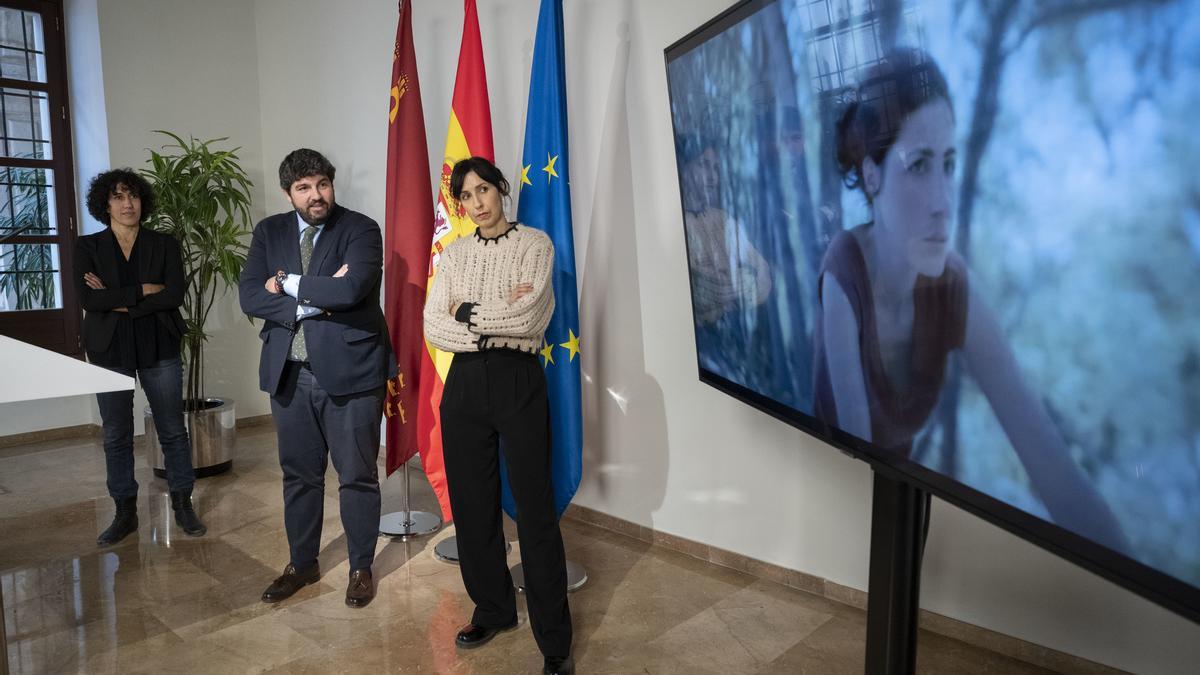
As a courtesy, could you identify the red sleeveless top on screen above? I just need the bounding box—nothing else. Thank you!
[812,229,968,456]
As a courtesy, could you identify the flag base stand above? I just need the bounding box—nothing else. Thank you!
[433,536,511,564]
[381,510,441,540]
[379,462,442,540]
[511,560,587,593]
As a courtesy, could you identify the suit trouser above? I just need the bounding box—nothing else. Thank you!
[440,349,573,659]
[270,360,383,572]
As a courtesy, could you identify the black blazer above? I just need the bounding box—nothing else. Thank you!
[238,204,396,397]
[74,227,187,354]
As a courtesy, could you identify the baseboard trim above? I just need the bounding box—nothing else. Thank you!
[562,503,1121,674]
[0,413,275,449]
[235,414,274,429]
[0,423,101,449]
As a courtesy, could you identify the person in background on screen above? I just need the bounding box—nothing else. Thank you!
[678,133,773,376]
[423,157,574,675]
[76,169,207,546]
[814,47,1127,552]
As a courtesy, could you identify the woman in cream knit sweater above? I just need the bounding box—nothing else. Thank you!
[423,157,574,674]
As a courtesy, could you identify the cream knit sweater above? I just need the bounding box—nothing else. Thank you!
[423,224,556,354]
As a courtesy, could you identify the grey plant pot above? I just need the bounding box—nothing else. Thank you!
[145,397,236,479]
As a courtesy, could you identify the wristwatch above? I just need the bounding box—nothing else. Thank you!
[274,270,287,294]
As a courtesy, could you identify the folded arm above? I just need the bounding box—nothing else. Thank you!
[74,240,139,312]
[422,251,478,352]
[463,237,556,337]
[282,273,327,319]
[238,221,299,325]
[295,223,382,311]
[127,235,186,318]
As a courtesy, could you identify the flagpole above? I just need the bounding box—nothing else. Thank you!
[380,460,441,539]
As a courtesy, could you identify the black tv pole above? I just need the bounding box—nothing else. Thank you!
[865,470,930,674]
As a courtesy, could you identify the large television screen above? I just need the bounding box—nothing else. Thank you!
[666,0,1200,621]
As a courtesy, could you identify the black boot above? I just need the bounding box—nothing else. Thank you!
[170,489,207,536]
[97,496,138,546]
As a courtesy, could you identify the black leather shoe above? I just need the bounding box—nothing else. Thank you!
[169,490,207,536]
[454,619,518,649]
[97,497,138,546]
[543,655,575,675]
[345,568,375,608]
[261,563,320,603]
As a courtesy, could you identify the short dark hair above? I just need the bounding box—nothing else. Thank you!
[85,169,156,226]
[835,48,952,203]
[278,148,336,190]
[449,156,510,201]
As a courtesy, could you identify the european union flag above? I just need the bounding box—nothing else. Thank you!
[500,0,582,519]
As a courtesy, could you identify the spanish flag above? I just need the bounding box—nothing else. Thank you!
[420,0,496,521]
[383,0,433,475]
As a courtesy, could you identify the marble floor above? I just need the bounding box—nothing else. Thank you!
[1,424,1061,674]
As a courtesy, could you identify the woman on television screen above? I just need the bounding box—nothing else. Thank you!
[814,48,1126,551]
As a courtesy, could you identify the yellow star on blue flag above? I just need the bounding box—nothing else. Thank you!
[560,329,580,362]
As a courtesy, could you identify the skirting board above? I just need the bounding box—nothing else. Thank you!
[0,413,275,450]
[562,503,1122,674]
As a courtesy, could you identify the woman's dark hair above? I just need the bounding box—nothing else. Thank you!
[85,169,156,226]
[449,156,510,201]
[835,48,952,202]
[278,148,336,190]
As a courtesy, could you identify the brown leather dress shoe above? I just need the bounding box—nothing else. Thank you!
[345,568,375,608]
[261,563,320,603]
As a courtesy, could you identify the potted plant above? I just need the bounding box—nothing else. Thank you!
[140,131,254,477]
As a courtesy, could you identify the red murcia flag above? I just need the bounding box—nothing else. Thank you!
[383,0,435,479]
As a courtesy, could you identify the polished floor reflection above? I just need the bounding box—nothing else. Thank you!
[1,425,1060,673]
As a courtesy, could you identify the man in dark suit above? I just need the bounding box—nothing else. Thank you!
[238,149,395,608]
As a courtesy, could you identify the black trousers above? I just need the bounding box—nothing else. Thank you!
[270,361,384,572]
[441,349,572,658]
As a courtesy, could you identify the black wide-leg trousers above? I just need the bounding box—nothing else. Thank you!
[440,349,572,658]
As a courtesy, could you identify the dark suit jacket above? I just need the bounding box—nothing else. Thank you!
[238,204,396,397]
[74,227,188,354]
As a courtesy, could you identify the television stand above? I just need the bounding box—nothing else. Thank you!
[865,470,930,673]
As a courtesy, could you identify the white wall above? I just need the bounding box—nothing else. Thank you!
[66,0,109,238]
[29,0,1200,671]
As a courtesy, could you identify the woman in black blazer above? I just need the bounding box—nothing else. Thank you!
[75,169,206,545]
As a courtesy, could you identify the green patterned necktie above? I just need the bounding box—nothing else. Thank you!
[288,225,319,361]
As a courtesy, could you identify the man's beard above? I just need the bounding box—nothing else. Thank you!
[297,200,331,225]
